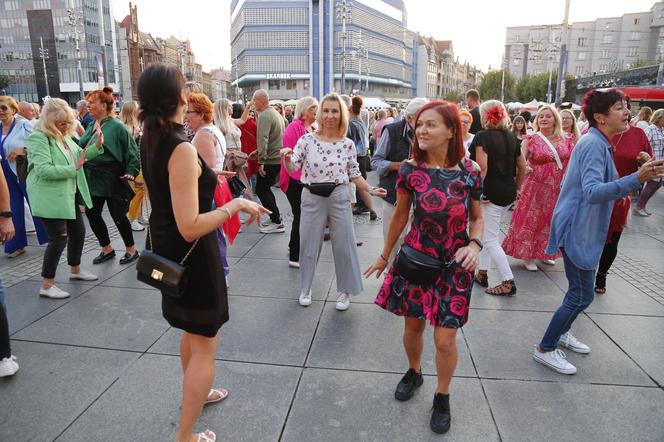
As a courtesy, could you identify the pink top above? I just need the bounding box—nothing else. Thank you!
[372,118,390,145]
[279,117,310,192]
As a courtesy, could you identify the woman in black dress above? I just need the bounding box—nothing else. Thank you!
[137,65,268,442]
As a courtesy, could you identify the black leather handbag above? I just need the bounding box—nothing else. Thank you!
[306,182,340,197]
[394,245,448,286]
[227,175,246,198]
[136,226,198,299]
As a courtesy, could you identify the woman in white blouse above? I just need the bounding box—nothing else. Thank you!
[282,93,386,310]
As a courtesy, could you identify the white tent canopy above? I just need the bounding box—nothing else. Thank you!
[362,97,390,111]
[523,99,544,111]
[507,102,524,110]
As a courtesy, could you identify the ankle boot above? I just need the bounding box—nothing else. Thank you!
[430,393,451,434]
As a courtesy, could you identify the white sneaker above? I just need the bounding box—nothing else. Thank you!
[532,346,577,375]
[130,220,145,231]
[289,261,300,268]
[524,260,538,272]
[0,356,18,377]
[39,285,70,299]
[299,290,312,306]
[558,331,591,354]
[69,270,98,281]
[259,223,285,234]
[542,259,556,266]
[336,292,351,311]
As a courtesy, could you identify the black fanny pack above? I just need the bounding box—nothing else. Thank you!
[306,182,341,197]
[394,245,448,286]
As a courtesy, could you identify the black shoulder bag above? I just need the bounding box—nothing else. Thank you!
[136,225,199,299]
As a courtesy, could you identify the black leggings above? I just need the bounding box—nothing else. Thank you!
[598,231,622,275]
[41,210,86,279]
[0,304,10,359]
[85,196,135,248]
[285,179,304,262]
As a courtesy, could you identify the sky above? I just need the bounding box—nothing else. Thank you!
[113,0,659,72]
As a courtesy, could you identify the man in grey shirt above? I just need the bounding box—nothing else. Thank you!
[253,89,285,233]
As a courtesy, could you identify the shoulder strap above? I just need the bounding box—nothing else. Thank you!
[536,132,563,170]
[146,224,198,265]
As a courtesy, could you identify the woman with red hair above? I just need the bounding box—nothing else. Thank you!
[365,100,484,435]
[79,87,140,265]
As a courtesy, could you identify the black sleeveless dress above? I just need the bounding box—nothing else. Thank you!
[141,124,228,337]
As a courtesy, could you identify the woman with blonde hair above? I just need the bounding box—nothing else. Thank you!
[634,106,652,131]
[633,108,664,217]
[471,100,526,295]
[281,93,386,310]
[560,109,580,144]
[502,105,575,271]
[26,98,103,299]
[213,98,252,199]
[120,101,147,232]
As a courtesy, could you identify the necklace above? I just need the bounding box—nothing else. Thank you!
[611,130,625,153]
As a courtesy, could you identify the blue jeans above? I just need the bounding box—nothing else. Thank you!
[0,277,5,308]
[539,251,595,351]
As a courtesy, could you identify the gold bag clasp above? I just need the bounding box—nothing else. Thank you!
[151,269,164,281]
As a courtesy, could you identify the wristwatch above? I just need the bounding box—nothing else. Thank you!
[0,211,12,218]
[469,238,484,251]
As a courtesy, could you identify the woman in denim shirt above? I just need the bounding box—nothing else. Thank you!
[533,89,664,375]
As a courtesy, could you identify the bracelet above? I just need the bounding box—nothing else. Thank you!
[469,238,484,251]
[379,253,388,262]
[369,186,377,196]
[220,207,232,218]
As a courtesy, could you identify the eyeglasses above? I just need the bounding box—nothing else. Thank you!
[185,110,199,114]
[460,120,471,125]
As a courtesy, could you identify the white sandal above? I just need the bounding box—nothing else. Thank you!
[194,430,216,442]
[204,388,229,405]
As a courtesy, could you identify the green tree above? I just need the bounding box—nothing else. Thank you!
[515,72,576,103]
[443,90,463,103]
[629,59,654,69]
[477,69,517,102]
[0,74,9,92]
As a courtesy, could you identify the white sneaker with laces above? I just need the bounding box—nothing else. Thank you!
[69,270,98,281]
[558,331,591,354]
[532,346,577,375]
[0,355,19,377]
[39,285,70,299]
[299,290,312,306]
[336,293,351,311]
[289,261,300,268]
[524,260,538,272]
[130,220,145,231]
[259,223,285,234]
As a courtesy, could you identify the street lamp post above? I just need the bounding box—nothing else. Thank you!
[336,0,351,95]
[67,8,85,100]
[39,37,50,97]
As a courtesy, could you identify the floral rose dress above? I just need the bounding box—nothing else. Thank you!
[375,160,483,328]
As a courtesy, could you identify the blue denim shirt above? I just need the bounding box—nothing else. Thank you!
[546,127,641,270]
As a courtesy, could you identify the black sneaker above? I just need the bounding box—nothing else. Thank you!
[394,368,423,401]
[119,251,139,265]
[352,206,370,215]
[430,393,451,434]
[369,211,379,221]
[92,250,116,264]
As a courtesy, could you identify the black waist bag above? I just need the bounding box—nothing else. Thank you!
[394,245,445,286]
[306,182,340,197]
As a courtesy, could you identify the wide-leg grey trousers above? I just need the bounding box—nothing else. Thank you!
[299,185,363,297]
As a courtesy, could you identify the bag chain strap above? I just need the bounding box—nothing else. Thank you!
[147,224,199,266]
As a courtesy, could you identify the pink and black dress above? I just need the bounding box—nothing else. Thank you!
[375,160,483,328]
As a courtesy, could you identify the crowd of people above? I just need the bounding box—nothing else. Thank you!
[1,67,663,440]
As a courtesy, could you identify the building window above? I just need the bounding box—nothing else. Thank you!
[628,47,638,57]
[577,52,586,61]
[577,37,586,47]
[268,80,280,90]
[603,34,613,44]
[630,31,640,40]
[634,18,640,25]
[600,49,609,59]
[599,64,607,73]
[575,66,584,76]
[513,58,520,66]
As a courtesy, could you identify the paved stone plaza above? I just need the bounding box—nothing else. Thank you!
[1,178,663,441]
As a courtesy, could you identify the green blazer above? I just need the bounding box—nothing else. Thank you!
[26,131,103,220]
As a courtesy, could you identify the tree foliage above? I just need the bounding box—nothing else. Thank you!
[443,90,463,103]
[0,75,9,92]
[477,69,517,102]
[514,72,576,103]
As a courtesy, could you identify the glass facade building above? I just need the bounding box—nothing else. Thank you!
[230,0,417,101]
[0,0,117,104]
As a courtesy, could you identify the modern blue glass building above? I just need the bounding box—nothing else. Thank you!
[230,0,417,101]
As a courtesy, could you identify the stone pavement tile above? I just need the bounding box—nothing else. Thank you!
[624,248,664,274]
[244,231,334,262]
[617,233,663,250]
[590,314,664,386]
[353,222,385,239]
[227,232,265,258]
[227,257,334,300]
[13,286,169,352]
[307,302,476,377]
[58,354,300,441]
[463,309,655,386]
[29,248,137,286]
[483,379,664,441]
[5,280,94,335]
[545,272,664,316]
[148,296,325,366]
[281,368,498,442]
[0,341,138,442]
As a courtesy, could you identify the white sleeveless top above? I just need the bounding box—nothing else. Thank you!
[223,124,242,149]
[200,125,226,171]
